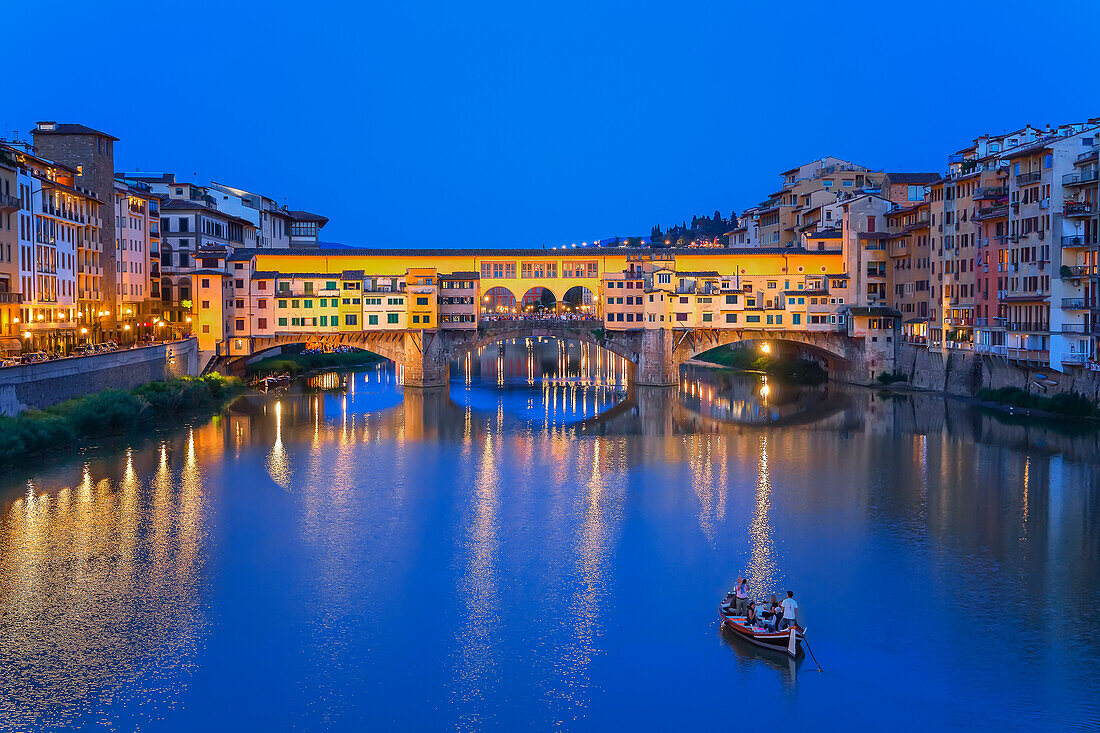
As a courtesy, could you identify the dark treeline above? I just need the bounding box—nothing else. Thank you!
[650,210,737,247]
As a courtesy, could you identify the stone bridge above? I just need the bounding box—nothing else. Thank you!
[224,320,866,387]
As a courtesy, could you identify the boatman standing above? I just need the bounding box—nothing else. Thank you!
[779,590,798,630]
[735,577,750,616]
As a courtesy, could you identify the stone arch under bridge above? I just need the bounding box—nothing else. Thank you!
[218,324,868,387]
[672,328,862,375]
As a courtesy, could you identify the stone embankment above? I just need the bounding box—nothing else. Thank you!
[0,338,199,416]
[894,343,1100,401]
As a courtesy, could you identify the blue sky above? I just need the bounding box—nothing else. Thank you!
[5,0,1099,248]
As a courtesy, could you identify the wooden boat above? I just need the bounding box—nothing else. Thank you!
[719,597,804,658]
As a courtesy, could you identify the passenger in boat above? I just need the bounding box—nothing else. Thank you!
[779,590,798,631]
[765,594,783,631]
[734,577,750,616]
[745,602,759,628]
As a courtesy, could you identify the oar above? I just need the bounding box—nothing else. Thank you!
[801,632,823,673]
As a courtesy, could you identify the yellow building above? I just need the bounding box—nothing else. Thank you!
[405,267,438,330]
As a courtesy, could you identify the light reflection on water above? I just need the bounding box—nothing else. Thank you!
[0,340,1098,730]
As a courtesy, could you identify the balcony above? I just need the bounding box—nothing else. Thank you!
[1061,352,1092,365]
[1061,265,1090,279]
[1064,201,1095,217]
[947,316,973,327]
[1060,323,1088,333]
[1006,348,1049,363]
[973,186,1007,200]
[1005,322,1048,332]
[0,292,23,304]
[1016,171,1042,185]
[975,343,1008,356]
[1061,235,1093,248]
[0,193,19,212]
[1063,170,1099,186]
[947,154,967,164]
[976,204,1008,220]
[1062,298,1088,310]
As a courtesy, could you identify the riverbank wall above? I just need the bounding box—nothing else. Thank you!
[894,343,1100,401]
[0,338,199,416]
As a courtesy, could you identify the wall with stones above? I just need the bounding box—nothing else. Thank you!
[0,338,198,416]
[895,342,1100,400]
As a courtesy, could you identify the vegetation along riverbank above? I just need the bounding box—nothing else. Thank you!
[0,374,243,470]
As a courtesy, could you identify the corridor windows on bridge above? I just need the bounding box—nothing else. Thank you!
[481,262,516,279]
[521,262,556,279]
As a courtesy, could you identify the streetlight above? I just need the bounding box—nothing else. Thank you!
[760,341,771,354]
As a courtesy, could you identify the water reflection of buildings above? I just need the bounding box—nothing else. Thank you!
[0,428,218,730]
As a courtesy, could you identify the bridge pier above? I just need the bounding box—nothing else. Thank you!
[633,329,678,386]
[403,331,449,388]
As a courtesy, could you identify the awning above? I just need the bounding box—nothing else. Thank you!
[0,338,22,353]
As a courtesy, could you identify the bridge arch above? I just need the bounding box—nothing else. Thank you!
[675,329,859,375]
[520,286,557,314]
[562,285,597,315]
[448,321,638,364]
[482,286,517,315]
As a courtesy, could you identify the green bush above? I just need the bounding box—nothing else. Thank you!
[976,386,1098,418]
[877,371,908,384]
[0,375,244,470]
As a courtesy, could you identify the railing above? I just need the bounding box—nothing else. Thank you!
[1061,352,1091,365]
[1060,323,1088,333]
[1061,235,1091,247]
[1064,202,1094,216]
[1006,348,1049,362]
[0,193,20,210]
[973,186,1008,200]
[1006,322,1048,332]
[1062,298,1088,309]
[1062,170,1099,186]
[0,292,22,304]
[947,154,967,164]
[975,343,1008,356]
[1016,171,1042,185]
[1061,265,1089,279]
[976,204,1008,219]
[947,317,973,327]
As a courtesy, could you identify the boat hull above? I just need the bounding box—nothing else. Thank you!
[719,605,803,657]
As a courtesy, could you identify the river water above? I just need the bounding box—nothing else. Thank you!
[1,340,1098,731]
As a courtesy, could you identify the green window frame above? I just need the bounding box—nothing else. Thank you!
[326,281,337,290]
[304,300,313,308]
[368,314,378,325]
[320,316,328,327]
[278,300,287,309]
[387,313,399,324]
[278,317,288,327]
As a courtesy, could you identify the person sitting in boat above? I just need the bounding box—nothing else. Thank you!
[745,602,760,629]
[779,590,798,631]
[764,594,783,631]
[734,577,750,616]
